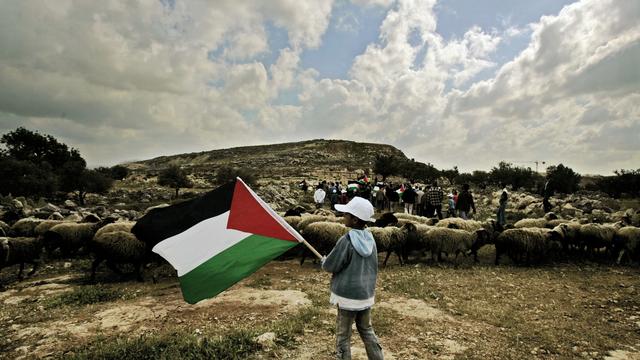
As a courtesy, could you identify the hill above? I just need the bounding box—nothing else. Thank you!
[124,139,408,185]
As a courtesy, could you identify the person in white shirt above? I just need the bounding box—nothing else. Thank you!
[314,186,326,209]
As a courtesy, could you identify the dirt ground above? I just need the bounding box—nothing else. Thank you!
[1,249,640,359]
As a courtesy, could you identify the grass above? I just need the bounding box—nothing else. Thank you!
[45,285,125,308]
[63,329,260,360]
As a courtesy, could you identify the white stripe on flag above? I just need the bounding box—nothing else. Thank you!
[152,211,250,276]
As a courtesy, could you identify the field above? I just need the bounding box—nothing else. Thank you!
[1,247,639,360]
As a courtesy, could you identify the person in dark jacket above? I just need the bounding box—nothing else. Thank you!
[402,185,417,214]
[456,183,476,219]
[322,197,384,360]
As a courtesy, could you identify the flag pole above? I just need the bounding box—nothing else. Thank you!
[301,238,323,259]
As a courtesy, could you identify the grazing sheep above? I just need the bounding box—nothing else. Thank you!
[436,218,502,244]
[374,212,399,228]
[578,222,625,258]
[297,215,341,233]
[94,221,135,239]
[89,230,146,282]
[9,218,45,237]
[34,220,66,238]
[368,223,415,266]
[313,208,335,217]
[0,237,43,281]
[494,228,563,265]
[513,212,560,229]
[421,227,490,262]
[394,213,438,225]
[613,226,640,264]
[401,223,434,262]
[283,216,304,232]
[43,218,116,256]
[555,221,583,252]
[300,221,348,265]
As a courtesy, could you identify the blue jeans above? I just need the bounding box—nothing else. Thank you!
[336,307,384,360]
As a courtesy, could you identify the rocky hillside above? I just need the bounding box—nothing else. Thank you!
[124,139,407,185]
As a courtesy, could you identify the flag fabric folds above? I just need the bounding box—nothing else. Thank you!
[139,178,304,304]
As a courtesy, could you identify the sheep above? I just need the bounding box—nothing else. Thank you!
[613,226,640,264]
[300,221,349,265]
[368,223,415,266]
[297,215,341,233]
[494,228,564,265]
[374,212,398,227]
[0,237,44,281]
[283,216,304,232]
[401,223,435,262]
[43,217,116,256]
[34,220,66,238]
[94,221,135,239]
[89,230,147,282]
[393,213,438,225]
[578,222,625,258]
[312,208,335,217]
[9,218,45,237]
[436,218,502,244]
[554,221,583,253]
[513,212,560,229]
[419,227,490,263]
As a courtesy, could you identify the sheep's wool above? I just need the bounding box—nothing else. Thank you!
[148,178,303,304]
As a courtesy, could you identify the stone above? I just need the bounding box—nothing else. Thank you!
[255,332,277,349]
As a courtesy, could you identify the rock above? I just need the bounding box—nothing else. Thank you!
[12,199,24,209]
[64,200,78,208]
[255,332,277,349]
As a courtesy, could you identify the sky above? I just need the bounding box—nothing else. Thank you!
[0,0,638,175]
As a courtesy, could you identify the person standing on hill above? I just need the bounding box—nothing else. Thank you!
[314,185,326,209]
[497,183,508,226]
[322,197,384,360]
[456,184,476,220]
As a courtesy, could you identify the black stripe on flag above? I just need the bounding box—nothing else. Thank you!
[132,180,236,247]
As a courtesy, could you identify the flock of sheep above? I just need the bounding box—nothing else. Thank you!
[284,209,640,267]
[0,205,639,287]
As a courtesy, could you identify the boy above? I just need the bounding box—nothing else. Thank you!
[322,197,384,360]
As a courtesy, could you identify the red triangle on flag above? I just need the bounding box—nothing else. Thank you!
[227,181,298,242]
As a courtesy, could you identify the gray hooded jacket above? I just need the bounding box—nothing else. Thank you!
[322,229,378,301]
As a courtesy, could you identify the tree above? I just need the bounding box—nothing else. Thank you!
[158,165,193,198]
[0,156,57,197]
[96,165,129,180]
[545,164,581,194]
[440,166,459,185]
[594,169,640,198]
[1,127,83,169]
[215,165,257,188]
[373,154,401,180]
[489,161,541,190]
[58,160,113,205]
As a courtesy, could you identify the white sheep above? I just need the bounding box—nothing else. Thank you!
[43,218,116,256]
[297,214,341,233]
[9,218,45,237]
[89,230,147,282]
[494,227,564,265]
[0,236,43,282]
[421,227,490,263]
[613,226,640,264]
[393,213,438,225]
[579,222,625,258]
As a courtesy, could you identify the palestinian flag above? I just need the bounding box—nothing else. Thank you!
[148,178,304,304]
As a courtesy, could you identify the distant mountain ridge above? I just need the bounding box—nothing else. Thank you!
[125,139,408,184]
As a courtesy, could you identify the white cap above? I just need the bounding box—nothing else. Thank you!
[335,196,375,222]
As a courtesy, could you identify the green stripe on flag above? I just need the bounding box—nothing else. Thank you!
[178,235,299,304]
